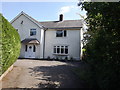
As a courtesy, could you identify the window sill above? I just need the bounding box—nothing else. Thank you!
[30,35,36,36]
[56,36,67,38]
[53,53,68,56]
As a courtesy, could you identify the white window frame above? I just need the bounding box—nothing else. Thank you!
[53,45,68,55]
[30,29,36,36]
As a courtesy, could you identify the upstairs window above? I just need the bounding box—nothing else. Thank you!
[56,30,67,37]
[30,29,36,36]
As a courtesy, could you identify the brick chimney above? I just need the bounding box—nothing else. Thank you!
[59,14,63,21]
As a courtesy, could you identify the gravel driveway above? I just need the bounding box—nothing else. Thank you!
[2,59,84,88]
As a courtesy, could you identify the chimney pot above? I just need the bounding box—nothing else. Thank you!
[59,14,63,21]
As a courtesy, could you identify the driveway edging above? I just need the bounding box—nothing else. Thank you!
[0,65,13,81]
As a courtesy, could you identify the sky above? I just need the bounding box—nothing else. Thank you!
[1,1,87,22]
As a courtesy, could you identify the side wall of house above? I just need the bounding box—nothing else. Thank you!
[44,29,81,60]
[80,28,83,59]
[11,15,42,58]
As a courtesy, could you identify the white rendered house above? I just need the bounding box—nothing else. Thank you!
[11,11,83,60]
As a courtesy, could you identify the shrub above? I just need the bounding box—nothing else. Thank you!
[0,14,21,75]
[0,14,2,75]
[56,57,59,60]
[60,57,62,60]
[79,2,120,89]
[64,56,68,60]
[73,61,98,88]
[47,56,50,60]
[52,57,55,60]
[70,57,73,61]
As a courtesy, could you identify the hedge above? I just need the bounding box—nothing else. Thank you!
[0,13,21,76]
[79,2,120,89]
[0,14,2,75]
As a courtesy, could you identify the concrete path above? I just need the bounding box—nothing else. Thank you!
[2,59,84,88]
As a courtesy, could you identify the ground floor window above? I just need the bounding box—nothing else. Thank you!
[53,46,68,54]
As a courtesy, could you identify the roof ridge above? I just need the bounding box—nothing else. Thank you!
[39,19,83,23]
[22,12,40,23]
[11,11,83,29]
[11,11,44,28]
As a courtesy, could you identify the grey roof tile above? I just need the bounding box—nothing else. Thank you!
[21,38,40,44]
[39,20,83,29]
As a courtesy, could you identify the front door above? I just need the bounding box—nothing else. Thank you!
[25,45,35,58]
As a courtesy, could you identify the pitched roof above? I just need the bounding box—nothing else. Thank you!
[21,38,40,44]
[10,11,44,29]
[39,20,83,29]
[11,11,83,29]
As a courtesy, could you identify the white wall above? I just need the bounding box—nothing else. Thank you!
[40,29,44,58]
[11,14,42,58]
[80,28,83,59]
[11,14,82,60]
[44,29,81,60]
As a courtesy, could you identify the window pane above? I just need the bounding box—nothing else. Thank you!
[33,45,36,52]
[54,47,56,53]
[25,45,27,52]
[57,46,60,53]
[61,46,64,53]
[64,30,67,37]
[30,29,36,36]
[30,32,33,36]
[54,46,68,54]
[65,46,68,54]
[56,30,63,37]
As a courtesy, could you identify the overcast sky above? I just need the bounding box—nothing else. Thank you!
[1,1,87,22]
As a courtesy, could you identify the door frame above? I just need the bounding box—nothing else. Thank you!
[25,44,36,58]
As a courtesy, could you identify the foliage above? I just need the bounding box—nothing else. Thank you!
[79,2,120,89]
[0,14,2,75]
[70,57,73,60]
[72,62,95,88]
[56,57,59,61]
[47,56,50,60]
[64,56,68,60]
[0,14,21,75]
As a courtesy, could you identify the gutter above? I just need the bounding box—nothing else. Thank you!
[43,28,48,59]
[47,27,82,30]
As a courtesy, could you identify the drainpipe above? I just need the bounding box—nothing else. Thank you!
[43,28,48,59]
